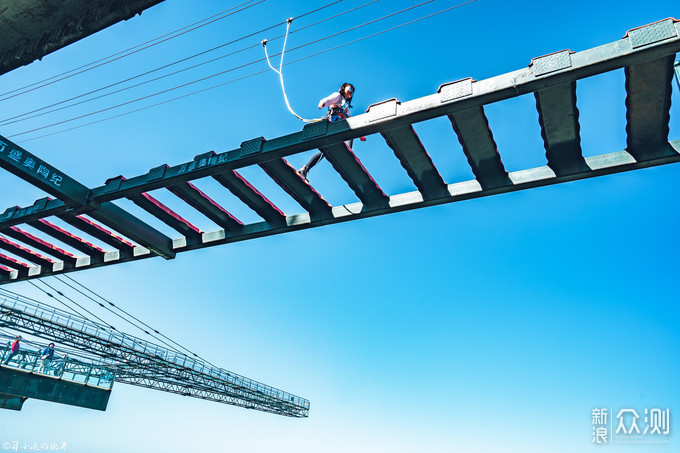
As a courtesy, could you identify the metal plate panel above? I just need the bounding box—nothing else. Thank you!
[439,78,473,103]
[302,121,328,140]
[240,137,265,156]
[146,164,168,182]
[367,99,398,122]
[629,19,677,49]
[533,50,572,76]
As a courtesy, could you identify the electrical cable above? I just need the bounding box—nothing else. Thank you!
[8,0,444,138]
[1,287,172,366]
[0,0,265,103]
[51,276,225,369]
[16,0,475,142]
[54,274,205,360]
[0,0,262,99]
[0,0,364,127]
[26,280,118,331]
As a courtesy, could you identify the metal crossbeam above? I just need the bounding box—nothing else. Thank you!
[535,82,587,176]
[0,254,31,278]
[2,227,78,267]
[0,18,679,283]
[625,55,675,160]
[28,219,107,263]
[321,142,388,208]
[259,158,333,220]
[58,213,136,258]
[167,182,243,233]
[129,193,203,243]
[213,170,287,227]
[381,126,448,200]
[0,137,90,207]
[448,107,510,189]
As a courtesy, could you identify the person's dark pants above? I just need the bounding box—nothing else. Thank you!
[302,114,353,173]
[3,351,17,365]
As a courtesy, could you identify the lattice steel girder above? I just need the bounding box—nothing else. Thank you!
[0,293,310,417]
[0,18,679,284]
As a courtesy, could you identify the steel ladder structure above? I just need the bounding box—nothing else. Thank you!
[0,18,678,284]
[0,289,310,416]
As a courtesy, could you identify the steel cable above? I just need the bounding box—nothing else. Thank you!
[0,0,262,98]
[8,0,446,138]
[0,0,365,127]
[0,0,266,103]
[15,0,475,142]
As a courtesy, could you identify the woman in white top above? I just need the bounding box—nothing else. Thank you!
[298,83,365,180]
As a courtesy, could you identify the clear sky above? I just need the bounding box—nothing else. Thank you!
[0,0,678,452]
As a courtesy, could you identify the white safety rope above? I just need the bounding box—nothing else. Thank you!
[262,18,323,123]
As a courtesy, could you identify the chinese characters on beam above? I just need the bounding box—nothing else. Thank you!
[592,407,670,444]
[0,139,63,188]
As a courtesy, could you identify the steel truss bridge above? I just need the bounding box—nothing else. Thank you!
[0,290,310,416]
[0,18,679,283]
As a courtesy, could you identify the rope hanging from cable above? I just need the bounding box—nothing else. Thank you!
[262,18,323,123]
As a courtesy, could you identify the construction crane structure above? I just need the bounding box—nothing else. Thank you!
[1,18,679,284]
[0,289,310,416]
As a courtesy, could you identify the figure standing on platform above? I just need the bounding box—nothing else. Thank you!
[38,342,55,373]
[2,335,21,365]
[297,83,366,181]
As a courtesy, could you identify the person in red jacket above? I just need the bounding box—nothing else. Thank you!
[3,335,22,365]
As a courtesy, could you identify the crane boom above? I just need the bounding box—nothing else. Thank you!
[0,289,309,417]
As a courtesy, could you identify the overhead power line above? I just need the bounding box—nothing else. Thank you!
[55,274,210,362]
[26,279,118,330]
[9,0,443,138]
[0,0,351,126]
[16,0,475,142]
[0,0,266,103]
[0,0,263,99]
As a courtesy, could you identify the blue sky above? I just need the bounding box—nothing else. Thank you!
[0,0,678,452]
